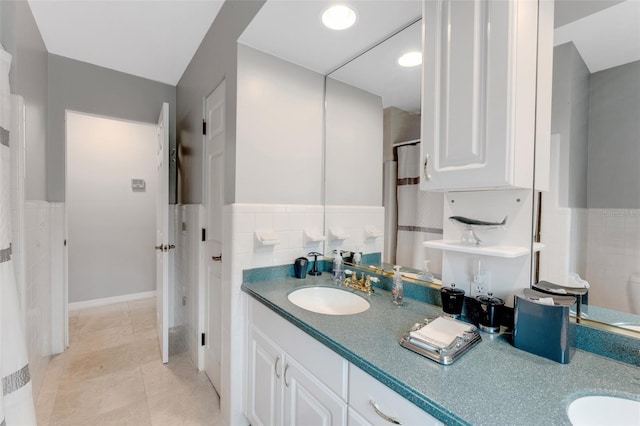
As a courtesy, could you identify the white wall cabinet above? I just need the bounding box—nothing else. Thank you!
[420,0,552,191]
[246,299,348,426]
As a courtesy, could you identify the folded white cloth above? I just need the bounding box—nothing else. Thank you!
[409,316,475,348]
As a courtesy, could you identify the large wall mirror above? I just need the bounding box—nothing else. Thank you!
[239,0,639,335]
[536,0,640,333]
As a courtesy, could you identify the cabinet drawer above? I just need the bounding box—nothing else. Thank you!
[249,298,348,400]
[348,364,442,426]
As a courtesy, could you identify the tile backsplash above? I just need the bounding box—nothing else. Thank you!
[586,208,640,313]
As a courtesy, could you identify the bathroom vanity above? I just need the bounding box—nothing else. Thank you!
[242,275,640,425]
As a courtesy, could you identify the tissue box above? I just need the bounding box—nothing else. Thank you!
[513,290,575,364]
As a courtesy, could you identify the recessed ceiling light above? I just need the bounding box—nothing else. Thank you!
[398,51,422,67]
[322,5,357,30]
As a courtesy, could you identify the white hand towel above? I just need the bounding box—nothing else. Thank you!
[409,316,474,348]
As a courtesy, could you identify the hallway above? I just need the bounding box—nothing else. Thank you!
[34,298,220,426]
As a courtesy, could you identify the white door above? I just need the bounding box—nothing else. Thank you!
[204,81,225,391]
[155,102,170,364]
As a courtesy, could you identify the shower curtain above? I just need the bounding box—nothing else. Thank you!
[0,46,37,425]
[395,143,443,272]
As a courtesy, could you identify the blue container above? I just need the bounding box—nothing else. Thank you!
[513,290,575,364]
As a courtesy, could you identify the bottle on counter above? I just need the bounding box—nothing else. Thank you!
[392,265,403,306]
[333,250,345,285]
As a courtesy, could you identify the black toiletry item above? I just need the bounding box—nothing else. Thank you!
[307,252,322,276]
[293,257,308,279]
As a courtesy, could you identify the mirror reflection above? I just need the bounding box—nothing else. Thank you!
[536,0,640,329]
[239,0,639,332]
[325,19,444,283]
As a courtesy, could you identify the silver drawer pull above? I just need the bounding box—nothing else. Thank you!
[274,356,281,379]
[370,400,401,425]
[423,154,432,181]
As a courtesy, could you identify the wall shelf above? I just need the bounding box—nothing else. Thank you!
[423,240,544,258]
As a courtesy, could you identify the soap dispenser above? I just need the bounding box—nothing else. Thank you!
[332,250,345,284]
[392,265,403,306]
[418,260,435,282]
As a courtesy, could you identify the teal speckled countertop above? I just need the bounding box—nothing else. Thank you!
[241,275,640,425]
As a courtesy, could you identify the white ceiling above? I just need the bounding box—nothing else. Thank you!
[28,0,224,85]
[26,0,638,91]
[330,19,421,113]
[238,0,422,76]
[554,0,640,73]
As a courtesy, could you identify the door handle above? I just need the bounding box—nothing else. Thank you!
[156,244,176,252]
[155,245,164,251]
[423,154,432,181]
[212,255,222,262]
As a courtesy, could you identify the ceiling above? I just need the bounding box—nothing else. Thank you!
[28,0,224,85]
[554,0,640,73]
[26,0,638,89]
[238,0,422,76]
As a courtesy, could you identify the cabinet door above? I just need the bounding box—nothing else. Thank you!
[247,325,284,426]
[283,357,348,426]
[421,0,538,190]
[347,407,370,426]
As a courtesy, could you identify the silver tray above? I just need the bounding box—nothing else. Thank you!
[399,318,482,365]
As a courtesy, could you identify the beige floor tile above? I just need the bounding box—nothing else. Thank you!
[140,353,207,398]
[35,388,57,426]
[147,381,220,426]
[98,366,147,414]
[68,324,135,356]
[60,343,139,384]
[130,312,156,334]
[42,300,220,426]
[74,311,132,336]
[49,374,107,425]
[128,334,162,364]
[101,399,152,426]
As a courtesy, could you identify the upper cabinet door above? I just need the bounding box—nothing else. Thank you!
[421,0,550,191]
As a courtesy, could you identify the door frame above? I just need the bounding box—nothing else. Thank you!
[62,109,166,346]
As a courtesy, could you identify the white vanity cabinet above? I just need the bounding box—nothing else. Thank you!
[246,298,348,426]
[420,0,553,191]
[246,297,444,426]
[348,364,443,426]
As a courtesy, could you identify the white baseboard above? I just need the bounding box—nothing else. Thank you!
[69,290,156,311]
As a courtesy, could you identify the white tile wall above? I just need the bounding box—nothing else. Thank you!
[174,204,204,370]
[324,205,385,261]
[24,201,53,399]
[222,202,385,426]
[586,208,640,313]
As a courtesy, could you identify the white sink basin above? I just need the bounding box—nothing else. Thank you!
[287,286,370,315]
[567,395,640,425]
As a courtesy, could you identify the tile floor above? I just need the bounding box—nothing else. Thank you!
[35,298,221,426]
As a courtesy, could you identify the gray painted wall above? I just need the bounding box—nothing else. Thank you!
[587,60,640,209]
[1,0,48,201]
[551,42,590,208]
[237,44,324,205]
[47,54,177,202]
[176,0,265,204]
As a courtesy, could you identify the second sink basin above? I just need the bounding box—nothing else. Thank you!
[287,286,370,315]
[567,395,640,425]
